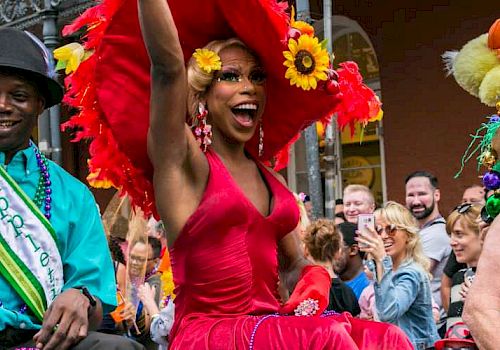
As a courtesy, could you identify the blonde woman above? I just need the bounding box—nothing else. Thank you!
[356,201,439,349]
[444,204,483,333]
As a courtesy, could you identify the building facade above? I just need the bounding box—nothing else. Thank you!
[290,0,497,214]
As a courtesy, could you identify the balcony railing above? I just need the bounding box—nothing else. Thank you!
[0,0,95,29]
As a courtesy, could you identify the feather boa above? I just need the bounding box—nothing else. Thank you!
[61,0,157,217]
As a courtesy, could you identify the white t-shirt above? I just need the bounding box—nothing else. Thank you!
[419,217,451,311]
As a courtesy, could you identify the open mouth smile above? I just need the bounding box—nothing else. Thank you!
[231,103,258,128]
[383,240,394,249]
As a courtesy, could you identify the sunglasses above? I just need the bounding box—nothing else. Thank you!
[481,206,494,224]
[375,224,397,236]
[454,203,473,214]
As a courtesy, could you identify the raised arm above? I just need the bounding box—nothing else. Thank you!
[138,0,208,241]
[138,0,188,169]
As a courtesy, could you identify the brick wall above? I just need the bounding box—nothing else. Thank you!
[329,0,498,214]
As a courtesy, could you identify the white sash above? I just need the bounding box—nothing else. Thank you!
[0,165,63,321]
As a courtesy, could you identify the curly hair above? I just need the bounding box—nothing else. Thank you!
[375,201,430,273]
[303,219,342,263]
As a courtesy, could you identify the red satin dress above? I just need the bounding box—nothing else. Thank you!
[169,149,412,350]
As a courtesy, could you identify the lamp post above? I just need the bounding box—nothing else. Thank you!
[296,0,324,219]
[322,0,343,219]
[40,0,62,164]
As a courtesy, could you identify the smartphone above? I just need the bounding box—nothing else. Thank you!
[357,214,375,248]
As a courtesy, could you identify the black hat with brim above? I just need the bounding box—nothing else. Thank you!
[0,28,63,109]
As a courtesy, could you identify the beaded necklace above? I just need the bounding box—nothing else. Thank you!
[31,141,52,220]
[144,264,159,282]
[248,310,339,350]
[0,300,27,314]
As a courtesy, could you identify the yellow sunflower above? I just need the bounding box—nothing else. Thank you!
[192,48,222,74]
[283,34,330,90]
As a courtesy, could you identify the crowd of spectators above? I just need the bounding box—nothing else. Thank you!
[295,171,487,349]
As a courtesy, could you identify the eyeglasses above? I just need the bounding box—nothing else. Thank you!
[129,255,157,263]
[375,224,397,236]
[215,69,267,85]
[454,203,473,214]
[480,206,494,224]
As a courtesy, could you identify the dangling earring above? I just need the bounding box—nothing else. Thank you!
[258,123,264,157]
[192,102,212,152]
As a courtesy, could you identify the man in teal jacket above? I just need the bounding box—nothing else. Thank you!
[0,28,144,350]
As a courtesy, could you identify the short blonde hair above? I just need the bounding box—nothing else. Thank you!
[343,184,375,205]
[186,38,256,118]
[375,201,430,273]
[446,204,481,237]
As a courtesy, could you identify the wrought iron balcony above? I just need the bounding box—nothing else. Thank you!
[0,0,95,29]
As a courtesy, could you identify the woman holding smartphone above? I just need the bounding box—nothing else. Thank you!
[356,201,439,350]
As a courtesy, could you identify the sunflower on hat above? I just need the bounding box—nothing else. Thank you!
[284,35,330,91]
[283,7,330,91]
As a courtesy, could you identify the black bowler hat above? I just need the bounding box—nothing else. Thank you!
[0,28,63,109]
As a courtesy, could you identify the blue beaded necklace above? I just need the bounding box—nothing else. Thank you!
[0,300,27,314]
[30,141,52,220]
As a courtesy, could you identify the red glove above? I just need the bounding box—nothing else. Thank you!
[279,265,332,316]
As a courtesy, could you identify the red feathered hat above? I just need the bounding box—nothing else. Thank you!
[60,0,381,217]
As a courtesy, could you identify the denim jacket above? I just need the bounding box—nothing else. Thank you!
[367,256,440,350]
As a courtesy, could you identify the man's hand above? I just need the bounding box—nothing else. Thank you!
[33,288,90,350]
[120,300,138,327]
[460,277,472,300]
[138,283,157,313]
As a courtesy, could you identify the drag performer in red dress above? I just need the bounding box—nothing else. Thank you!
[58,0,413,348]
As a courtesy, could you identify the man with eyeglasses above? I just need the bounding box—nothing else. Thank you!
[405,170,451,334]
[121,237,162,349]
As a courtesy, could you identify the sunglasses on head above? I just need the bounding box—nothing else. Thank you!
[454,203,473,214]
[375,224,397,236]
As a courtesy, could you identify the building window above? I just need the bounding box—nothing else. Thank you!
[289,15,387,207]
